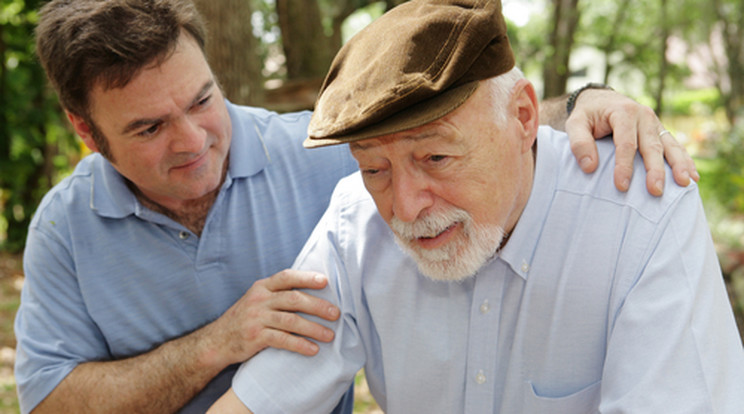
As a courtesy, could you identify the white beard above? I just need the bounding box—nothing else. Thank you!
[389,206,505,282]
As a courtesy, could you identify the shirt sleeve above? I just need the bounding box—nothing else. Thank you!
[599,189,744,413]
[14,225,112,413]
[231,193,367,414]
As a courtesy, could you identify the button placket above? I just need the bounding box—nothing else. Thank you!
[480,299,490,314]
[475,369,487,385]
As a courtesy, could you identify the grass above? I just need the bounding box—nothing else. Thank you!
[0,253,21,414]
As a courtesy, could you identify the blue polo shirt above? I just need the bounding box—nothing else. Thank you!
[14,101,358,413]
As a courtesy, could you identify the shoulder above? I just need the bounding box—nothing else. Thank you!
[30,154,100,229]
[314,172,386,243]
[229,102,313,138]
[227,101,355,175]
[539,127,698,224]
[329,172,376,215]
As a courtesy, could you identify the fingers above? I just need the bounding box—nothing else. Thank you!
[636,108,666,196]
[269,288,341,322]
[565,113,600,173]
[608,113,640,193]
[212,269,341,361]
[566,85,698,195]
[262,268,330,291]
[260,269,340,322]
[259,318,330,356]
[250,286,338,356]
[251,270,340,354]
[659,130,699,185]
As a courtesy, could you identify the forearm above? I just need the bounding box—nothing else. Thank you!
[32,326,227,414]
[29,267,341,413]
[538,95,569,131]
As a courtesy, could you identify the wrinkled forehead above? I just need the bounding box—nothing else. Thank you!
[348,80,496,156]
[349,120,461,153]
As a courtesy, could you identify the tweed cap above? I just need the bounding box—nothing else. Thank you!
[304,0,514,148]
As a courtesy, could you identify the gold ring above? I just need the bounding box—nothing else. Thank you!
[659,129,672,138]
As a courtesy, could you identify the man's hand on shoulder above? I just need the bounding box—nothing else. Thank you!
[564,87,698,196]
[200,269,340,369]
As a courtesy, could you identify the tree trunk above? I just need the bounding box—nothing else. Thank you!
[193,0,264,106]
[543,0,581,98]
[713,0,744,124]
[384,0,408,10]
[327,0,363,57]
[654,0,669,114]
[0,23,11,249]
[276,0,334,80]
[601,2,630,84]
[0,23,8,163]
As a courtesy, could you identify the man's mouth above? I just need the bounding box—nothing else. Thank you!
[415,222,460,249]
[172,150,208,171]
[419,223,456,239]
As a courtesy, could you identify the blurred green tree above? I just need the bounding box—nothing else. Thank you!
[0,0,79,252]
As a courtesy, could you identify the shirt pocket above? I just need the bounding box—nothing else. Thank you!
[523,380,601,414]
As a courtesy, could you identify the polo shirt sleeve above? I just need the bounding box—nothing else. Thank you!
[14,224,111,413]
[599,188,744,412]
[231,187,366,413]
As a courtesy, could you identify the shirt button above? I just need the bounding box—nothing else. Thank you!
[521,260,530,273]
[475,370,487,385]
[479,299,490,314]
[178,231,190,240]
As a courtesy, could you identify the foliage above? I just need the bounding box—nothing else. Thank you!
[667,88,721,116]
[698,117,744,217]
[504,6,550,84]
[0,0,79,252]
[0,0,741,253]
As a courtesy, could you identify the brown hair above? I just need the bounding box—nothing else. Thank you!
[35,0,207,156]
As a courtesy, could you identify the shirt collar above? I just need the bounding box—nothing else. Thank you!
[498,126,560,280]
[225,100,271,179]
[90,100,270,218]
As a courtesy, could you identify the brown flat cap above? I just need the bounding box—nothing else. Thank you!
[304,0,514,148]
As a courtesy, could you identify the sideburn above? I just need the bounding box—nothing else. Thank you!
[86,117,115,162]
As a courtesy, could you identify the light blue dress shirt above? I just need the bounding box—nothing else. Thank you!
[14,102,358,413]
[233,127,744,413]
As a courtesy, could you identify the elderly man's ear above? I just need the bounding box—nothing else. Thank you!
[511,79,539,154]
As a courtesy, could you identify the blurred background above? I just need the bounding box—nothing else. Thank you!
[0,0,742,412]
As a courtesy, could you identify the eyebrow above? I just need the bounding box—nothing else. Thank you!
[349,129,446,151]
[121,80,215,135]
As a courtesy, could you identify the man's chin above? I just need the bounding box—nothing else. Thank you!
[393,238,484,282]
[414,257,484,283]
[393,225,505,283]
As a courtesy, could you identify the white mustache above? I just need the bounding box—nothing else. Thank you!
[390,207,470,240]
[388,206,506,282]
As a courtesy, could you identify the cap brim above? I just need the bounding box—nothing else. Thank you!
[304,80,479,148]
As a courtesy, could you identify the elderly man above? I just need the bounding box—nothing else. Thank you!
[210,0,744,413]
[16,0,698,413]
